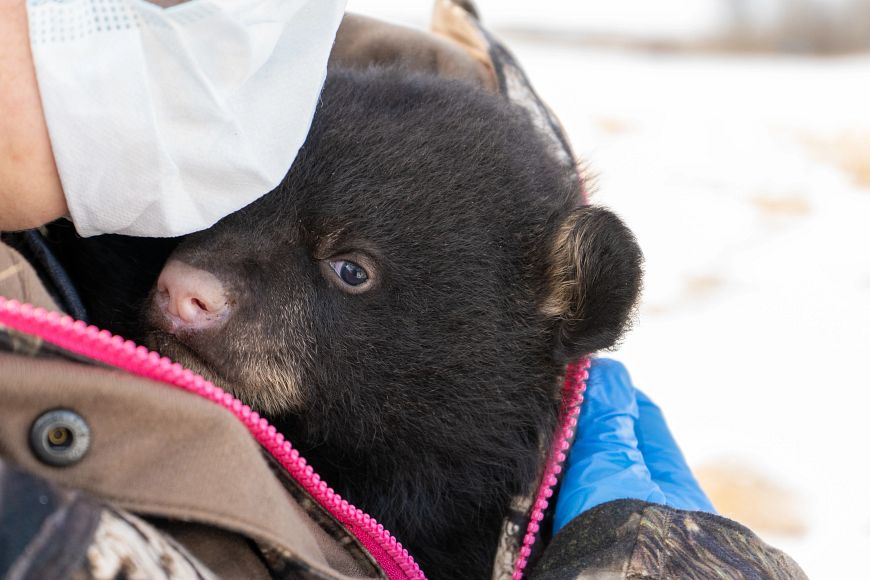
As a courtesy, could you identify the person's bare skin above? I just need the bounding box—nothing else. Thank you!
[0,0,67,231]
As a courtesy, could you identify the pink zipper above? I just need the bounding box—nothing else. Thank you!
[0,297,588,580]
[512,358,589,580]
[0,298,422,579]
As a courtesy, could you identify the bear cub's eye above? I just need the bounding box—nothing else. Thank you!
[329,260,369,288]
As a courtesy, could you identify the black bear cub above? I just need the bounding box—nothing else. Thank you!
[48,67,642,579]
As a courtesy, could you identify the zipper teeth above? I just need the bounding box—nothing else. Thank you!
[0,298,424,580]
[511,358,590,580]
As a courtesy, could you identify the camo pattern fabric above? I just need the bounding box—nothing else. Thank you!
[530,499,809,580]
[0,462,216,580]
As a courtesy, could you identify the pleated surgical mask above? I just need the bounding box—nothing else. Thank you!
[27,0,347,237]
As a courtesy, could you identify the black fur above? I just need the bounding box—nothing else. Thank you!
[45,67,642,579]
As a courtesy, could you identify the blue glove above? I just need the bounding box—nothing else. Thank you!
[553,358,715,533]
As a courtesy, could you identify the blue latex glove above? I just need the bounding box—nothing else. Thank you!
[553,358,715,533]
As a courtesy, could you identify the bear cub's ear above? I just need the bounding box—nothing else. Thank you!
[541,206,643,361]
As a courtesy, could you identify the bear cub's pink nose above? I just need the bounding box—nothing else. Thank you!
[156,260,231,332]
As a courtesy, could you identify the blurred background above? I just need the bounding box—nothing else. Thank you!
[347,1,870,577]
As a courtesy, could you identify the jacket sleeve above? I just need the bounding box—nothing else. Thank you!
[530,499,808,580]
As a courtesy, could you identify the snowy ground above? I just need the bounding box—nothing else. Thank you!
[349,2,870,578]
[523,47,870,580]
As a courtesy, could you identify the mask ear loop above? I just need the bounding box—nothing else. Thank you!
[512,358,591,579]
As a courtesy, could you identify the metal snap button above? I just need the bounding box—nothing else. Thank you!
[30,409,91,467]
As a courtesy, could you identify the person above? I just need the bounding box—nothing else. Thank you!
[0,1,806,578]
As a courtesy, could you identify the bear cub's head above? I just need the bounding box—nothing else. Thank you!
[144,66,642,577]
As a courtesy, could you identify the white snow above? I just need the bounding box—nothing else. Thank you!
[348,0,725,39]
[346,2,870,578]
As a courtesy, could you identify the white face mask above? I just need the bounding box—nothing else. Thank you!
[27,0,347,237]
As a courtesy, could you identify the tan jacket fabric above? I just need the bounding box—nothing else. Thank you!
[0,351,379,579]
